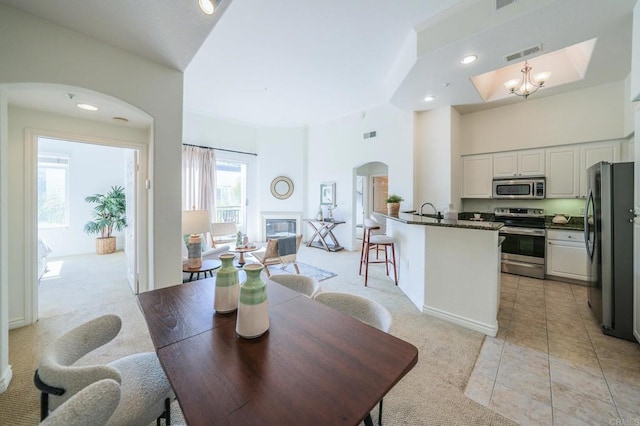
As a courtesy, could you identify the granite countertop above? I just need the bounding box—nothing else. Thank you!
[383,212,503,231]
[544,216,584,231]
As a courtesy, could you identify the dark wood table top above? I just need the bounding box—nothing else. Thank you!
[138,280,418,426]
[137,276,300,349]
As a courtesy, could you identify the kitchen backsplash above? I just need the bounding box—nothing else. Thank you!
[462,198,586,216]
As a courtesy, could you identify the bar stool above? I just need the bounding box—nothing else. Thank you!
[359,217,398,286]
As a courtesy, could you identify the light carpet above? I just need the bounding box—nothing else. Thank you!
[2,246,514,425]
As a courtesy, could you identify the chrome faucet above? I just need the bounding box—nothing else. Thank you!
[420,202,441,219]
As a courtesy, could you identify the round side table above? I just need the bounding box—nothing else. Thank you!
[231,246,259,267]
[182,259,222,282]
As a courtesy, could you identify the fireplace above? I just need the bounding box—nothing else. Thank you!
[260,212,302,242]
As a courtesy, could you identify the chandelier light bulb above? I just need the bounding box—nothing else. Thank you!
[199,0,215,15]
[504,61,550,100]
[534,71,551,84]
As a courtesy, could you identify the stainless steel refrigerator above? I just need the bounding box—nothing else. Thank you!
[585,161,635,341]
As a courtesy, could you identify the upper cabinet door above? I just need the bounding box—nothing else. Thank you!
[545,146,580,198]
[462,154,493,198]
[579,141,621,197]
[493,149,544,178]
[517,149,545,176]
[493,152,517,177]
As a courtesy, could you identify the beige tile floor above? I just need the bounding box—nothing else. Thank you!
[465,273,640,425]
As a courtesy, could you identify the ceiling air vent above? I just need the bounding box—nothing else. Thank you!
[504,44,542,63]
[495,0,518,11]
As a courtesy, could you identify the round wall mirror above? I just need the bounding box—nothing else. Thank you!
[270,176,294,200]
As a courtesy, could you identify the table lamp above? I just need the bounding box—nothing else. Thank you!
[182,209,211,268]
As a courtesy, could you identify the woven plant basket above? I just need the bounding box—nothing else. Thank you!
[96,237,116,255]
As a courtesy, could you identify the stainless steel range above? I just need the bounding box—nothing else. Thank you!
[494,207,546,279]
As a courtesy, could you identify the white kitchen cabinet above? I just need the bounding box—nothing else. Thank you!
[546,230,588,282]
[545,146,580,198]
[462,154,493,198]
[493,149,545,178]
[492,152,517,177]
[579,141,621,197]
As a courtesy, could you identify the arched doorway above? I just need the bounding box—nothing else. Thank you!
[354,161,388,241]
[6,83,152,326]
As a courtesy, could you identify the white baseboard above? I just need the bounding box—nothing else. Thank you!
[422,305,498,337]
[9,317,26,330]
[0,365,13,393]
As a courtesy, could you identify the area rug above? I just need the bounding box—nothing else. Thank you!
[265,261,337,281]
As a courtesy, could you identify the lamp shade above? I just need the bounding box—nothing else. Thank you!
[182,210,211,235]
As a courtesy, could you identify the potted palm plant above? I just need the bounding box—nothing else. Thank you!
[385,194,404,216]
[83,185,127,255]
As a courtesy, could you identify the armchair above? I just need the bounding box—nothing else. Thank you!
[211,222,238,246]
[253,235,302,277]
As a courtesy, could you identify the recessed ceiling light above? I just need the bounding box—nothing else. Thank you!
[424,96,436,102]
[113,116,129,123]
[460,55,478,65]
[199,0,215,14]
[77,103,98,111]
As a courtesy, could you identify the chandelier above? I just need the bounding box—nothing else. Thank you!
[504,61,551,99]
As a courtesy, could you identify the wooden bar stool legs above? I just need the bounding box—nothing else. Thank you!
[359,225,398,286]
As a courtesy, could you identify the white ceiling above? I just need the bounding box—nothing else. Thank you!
[0,0,637,128]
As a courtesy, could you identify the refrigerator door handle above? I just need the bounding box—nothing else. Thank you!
[584,189,595,260]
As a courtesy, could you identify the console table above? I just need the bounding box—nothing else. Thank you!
[304,219,345,252]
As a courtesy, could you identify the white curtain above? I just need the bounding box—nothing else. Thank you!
[182,145,216,216]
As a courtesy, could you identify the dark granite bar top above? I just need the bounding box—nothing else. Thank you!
[383,212,503,231]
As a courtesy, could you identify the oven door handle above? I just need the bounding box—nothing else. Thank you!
[499,227,546,237]
[502,259,543,269]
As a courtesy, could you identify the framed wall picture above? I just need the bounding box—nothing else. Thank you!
[320,182,336,206]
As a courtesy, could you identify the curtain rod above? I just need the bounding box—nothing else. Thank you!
[183,143,258,157]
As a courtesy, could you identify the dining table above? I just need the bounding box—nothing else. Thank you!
[137,277,419,426]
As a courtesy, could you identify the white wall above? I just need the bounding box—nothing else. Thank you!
[183,111,257,153]
[0,4,185,389]
[460,81,626,155]
[0,89,10,392]
[256,127,307,240]
[414,107,453,212]
[37,137,128,257]
[308,103,414,250]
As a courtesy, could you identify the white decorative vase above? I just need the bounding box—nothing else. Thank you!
[236,264,269,339]
[214,253,239,314]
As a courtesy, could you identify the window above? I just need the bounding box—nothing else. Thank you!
[38,153,69,228]
[215,160,246,227]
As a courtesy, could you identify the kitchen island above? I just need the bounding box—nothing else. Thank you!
[383,212,503,336]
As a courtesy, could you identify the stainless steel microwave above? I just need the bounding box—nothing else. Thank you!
[492,177,545,199]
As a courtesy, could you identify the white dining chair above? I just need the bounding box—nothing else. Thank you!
[34,314,174,425]
[40,379,121,426]
[268,274,322,298]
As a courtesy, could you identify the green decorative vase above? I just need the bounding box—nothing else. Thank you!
[214,253,239,314]
[236,264,269,338]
